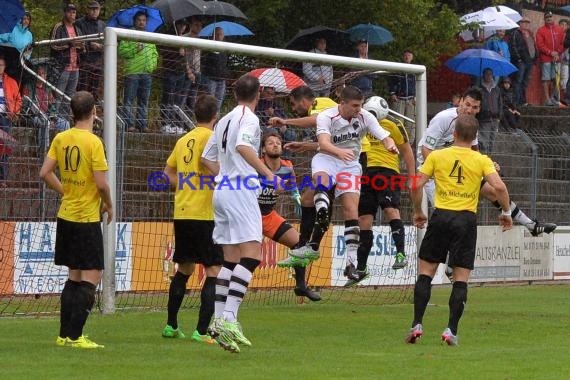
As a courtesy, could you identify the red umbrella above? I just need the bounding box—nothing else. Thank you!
[248,68,305,93]
[0,129,17,156]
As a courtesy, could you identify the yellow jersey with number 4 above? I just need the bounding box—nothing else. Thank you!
[47,128,108,222]
[166,126,214,220]
[420,146,496,213]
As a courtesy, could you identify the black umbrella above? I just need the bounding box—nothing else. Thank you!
[285,26,352,55]
[203,1,247,20]
[150,0,207,23]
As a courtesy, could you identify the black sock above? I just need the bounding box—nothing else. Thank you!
[293,266,307,289]
[59,280,80,338]
[413,274,432,326]
[69,281,96,340]
[389,219,405,253]
[357,230,373,271]
[167,271,190,329]
[197,276,216,335]
[299,206,316,247]
[448,281,468,335]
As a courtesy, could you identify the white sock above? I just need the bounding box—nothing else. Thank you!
[214,266,232,319]
[510,201,534,228]
[223,265,253,323]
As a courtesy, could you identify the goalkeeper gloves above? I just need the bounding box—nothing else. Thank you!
[291,189,302,217]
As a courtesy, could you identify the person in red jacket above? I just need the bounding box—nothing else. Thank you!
[0,56,22,187]
[535,11,565,106]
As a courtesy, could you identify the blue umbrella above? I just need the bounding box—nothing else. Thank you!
[346,23,394,46]
[107,5,165,33]
[0,0,25,34]
[445,48,518,77]
[198,21,253,37]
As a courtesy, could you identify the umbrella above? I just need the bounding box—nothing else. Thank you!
[203,1,247,20]
[346,23,394,46]
[0,129,17,156]
[460,7,519,41]
[560,5,570,15]
[285,26,352,55]
[248,68,305,93]
[198,21,253,37]
[150,0,207,23]
[445,48,518,77]
[0,0,24,34]
[107,5,165,33]
[487,5,522,23]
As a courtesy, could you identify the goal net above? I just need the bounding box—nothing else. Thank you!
[0,27,427,316]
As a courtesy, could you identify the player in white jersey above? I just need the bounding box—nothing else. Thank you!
[201,74,282,353]
[418,87,556,238]
[289,86,398,280]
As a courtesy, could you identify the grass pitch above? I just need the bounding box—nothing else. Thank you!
[2,284,569,380]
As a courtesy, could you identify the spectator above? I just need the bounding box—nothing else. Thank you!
[509,17,536,106]
[559,19,569,100]
[477,68,502,153]
[446,92,461,109]
[22,65,56,151]
[118,11,158,133]
[255,86,285,130]
[499,77,520,131]
[183,17,204,112]
[201,27,228,111]
[49,3,84,120]
[0,57,22,187]
[563,21,570,105]
[302,37,333,97]
[75,1,105,102]
[348,39,374,97]
[158,19,190,134]
[485,29,510,85]
[536,11,565,106]
[389,50,416,144]
[0,11,33,56]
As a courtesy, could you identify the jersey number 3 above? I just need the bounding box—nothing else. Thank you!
[449,160,464,184]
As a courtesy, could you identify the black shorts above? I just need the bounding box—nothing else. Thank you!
[55,218,104,270]
[359,167,402,217]
[173,219,223,267]
[418,209,477,270]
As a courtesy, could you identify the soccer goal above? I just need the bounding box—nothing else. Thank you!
[0,27,427,316]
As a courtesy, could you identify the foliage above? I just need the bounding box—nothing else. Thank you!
[22,0,462,71]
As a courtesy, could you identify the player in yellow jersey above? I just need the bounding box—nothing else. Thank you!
[40,91,112,349]
[161,94,222,344]
[345,96,416,287]
[406,114,512,346]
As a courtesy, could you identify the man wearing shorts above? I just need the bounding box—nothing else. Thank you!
[259,132,320,301]
[161,94,222,344]
[406,114,512,346]
[201,75,282,353]
[40,91,113,349]
[347,96,416,287]
[289,86,398,281]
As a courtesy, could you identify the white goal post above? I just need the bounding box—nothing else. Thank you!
[102,27,428,314]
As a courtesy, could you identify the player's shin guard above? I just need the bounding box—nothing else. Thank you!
[357,230,373,271]
[197,276,217,335]
[389,219,406,253]
[344,220,360,265]
[223,258,260,322]
[167,271,190,329]
[60,280,79,338]
[215,261,237,319]
[413,274,433,326]
[448,281,468,336]
[69,281,96,340]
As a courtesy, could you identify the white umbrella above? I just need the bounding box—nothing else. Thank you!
[487,5,522,23]
[460,7,519,41]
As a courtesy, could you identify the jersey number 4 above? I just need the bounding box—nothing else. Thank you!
[449,160,465,184]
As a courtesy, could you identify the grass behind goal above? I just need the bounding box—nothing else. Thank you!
[3,284,569,380]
